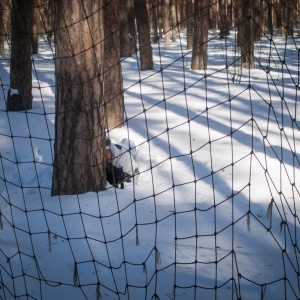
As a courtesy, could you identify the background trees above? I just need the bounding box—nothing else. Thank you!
[104,0,124,129]
[134,0,153,70]
[191,0,208,70]
[7,0,34,111]
[1,0,299,194]
[0,1,5,54]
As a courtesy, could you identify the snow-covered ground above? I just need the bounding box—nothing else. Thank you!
[0,30,299,300]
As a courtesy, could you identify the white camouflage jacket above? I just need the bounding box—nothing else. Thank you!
[107,142,139,176]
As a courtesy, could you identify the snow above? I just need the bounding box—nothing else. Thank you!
[8,88,19,96]
[0,31,299,300]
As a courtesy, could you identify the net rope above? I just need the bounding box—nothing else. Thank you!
[0,1,300,300]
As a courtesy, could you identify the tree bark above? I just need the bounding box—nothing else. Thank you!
[209,0,218,35]
[170,0,177,42]
[0,1,4,54]
[227,0,233,28]
[163,0,170,46]
[150,0,159,43]
[219,0,229,39]
[128,0,137,55]
[32,1,39,54]
[266,0,273,36]
[7,0,34,111]
[235,0,242,47]
[252,0,262,42]
[52,0,106,195]
[186,0,193,50]
[181,0,187,29]
[284,0,297,36]
[157,0,163,37]
[120,0,134,57]
[104,0,124,129]
[46,0,54,45]
[238,0,254,69]
[191,0,208,70]
[134,0,153,70]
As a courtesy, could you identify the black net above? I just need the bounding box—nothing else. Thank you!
[0,1,300,300]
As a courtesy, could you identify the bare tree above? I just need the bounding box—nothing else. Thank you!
[209,0,218,35]
[266,0,274,36]
[191,0,208,70]
[32,0,39,54]
[237,0,254,69]
[181,0,187,28]
[150,0,159,43]
[164,0,170,45]
[252,0,262,42]
[7,0,34,111]
[128,0,137,54]
[134,0,153,70]
[2,0,11,47]
[46,0,54,45]
[219,0,229,39]
[157,0,163,37]
[104,0,124,129]
[52,0,106,195]
[281,0,297,36]
[0,1,4,53]
[186,0,193,49]
[170,0,177,42]
[120,0,136,57]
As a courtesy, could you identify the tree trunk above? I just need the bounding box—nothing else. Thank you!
[150,0,159,43]
[260,0,266,37]
[238,0,254,69]
[134,0,153,70]
[191,0,208,70]
[7,0,34,111]
[227,0,233,28]
[157,0,163,37]
[120,0,133,57]
[181,0,187,29]
[46,0,54,45]
[209,0,218,35]
[32,1,39,54]
[285,0,297,36]
[128,0,137,55]
[52,0,106,196]
[186,0,193,50]
[0,1,4,54]
[274,0,281,28]
[219,0,229,39]
[170,0,177,42]
[163,0,170,46]
[252,0,262,42]
[3,0,11,40]
[104,0,124,129]
[235,0,242,47]
[266,0,273,36]
[280,0,288,35]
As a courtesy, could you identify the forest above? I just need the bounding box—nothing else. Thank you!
[0,1,300,300]
[0,0,298,195]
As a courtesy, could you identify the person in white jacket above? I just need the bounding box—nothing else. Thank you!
[105,138,139,180]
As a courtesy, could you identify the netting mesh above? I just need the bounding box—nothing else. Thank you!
[0,1,300,300]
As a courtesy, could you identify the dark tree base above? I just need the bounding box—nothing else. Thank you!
[6,90,32,111]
